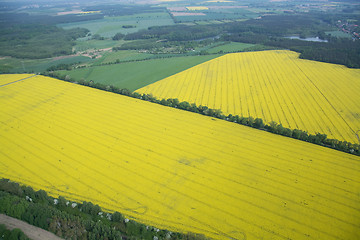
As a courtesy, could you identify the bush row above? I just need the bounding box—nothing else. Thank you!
[0,224,30,240]
[43,72,360,156]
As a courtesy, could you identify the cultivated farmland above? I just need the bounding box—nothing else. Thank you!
[59,54,220,91]
[58,12,174,37]
[0,74,34,85]
[1,74,360,240]
[136,50,360,143]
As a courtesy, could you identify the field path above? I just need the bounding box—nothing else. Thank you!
[0,214,63,240]
[0,74,38,87]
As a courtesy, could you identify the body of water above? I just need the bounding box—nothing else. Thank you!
[285,36,328,42]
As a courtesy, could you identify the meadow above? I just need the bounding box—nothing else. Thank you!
[172,5,259,22]
[0,74,359,240]
[59,54,220,91]
[58,12,174,38]
[136,50,360,143]
[73,39,125,52]
[325,31,353,39]
[206,42,255,53]
[0,56,92,74]
[98,50,154,64]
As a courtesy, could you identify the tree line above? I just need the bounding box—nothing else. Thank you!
[44,72,360,156]
[0,179,208,240]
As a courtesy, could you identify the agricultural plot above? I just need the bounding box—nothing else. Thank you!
[58,12,174,38]
[207,42,255,53]
[186,7,209,11]
[100,50,153,64]
[0,74,34,85]
[58,54,220,91]
[73,39,123,52]
[1,74,359,240]
[136,50,360,143]
[172,5,259,22]
[0,56,92,74]
[325,31,353,39]
[173,12,248,22]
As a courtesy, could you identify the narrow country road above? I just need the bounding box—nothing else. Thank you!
[0,214,63,240]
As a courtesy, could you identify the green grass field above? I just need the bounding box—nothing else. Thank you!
[57,54,221,91]
[0,56,92,73]
[100,50,153,64]
[207,42,256,53]
[173,7,259,23]
[74,39,125,52]
[59,12,174,38]
[325,31,353,39]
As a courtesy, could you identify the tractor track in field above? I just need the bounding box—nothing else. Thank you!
[0,74,38,87]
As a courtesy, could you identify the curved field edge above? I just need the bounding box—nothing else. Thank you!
[0,75,360,240]
[135,50,360,144]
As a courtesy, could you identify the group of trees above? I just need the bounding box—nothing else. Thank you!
[113,39,206,55]
[44,72,360,156]
[46,63,81,71]
[0,24,89,59]
[0,179,207,240]
[0,224,30,240]
[0,12,95,59]
[124,24,222,42]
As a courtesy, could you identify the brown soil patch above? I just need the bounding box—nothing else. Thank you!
[0,214,63,240]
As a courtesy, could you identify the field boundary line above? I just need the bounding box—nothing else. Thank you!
[0,74,38,87]
[292,61,356,136]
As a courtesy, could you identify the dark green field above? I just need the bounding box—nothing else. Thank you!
[207,42,256,53]
[59,13,174,38]
[57,55,221,91]
[0,56,92,73]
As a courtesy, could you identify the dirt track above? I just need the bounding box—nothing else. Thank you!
[0,214,63,240]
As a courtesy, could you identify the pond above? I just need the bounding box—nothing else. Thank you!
[284,36,328,42]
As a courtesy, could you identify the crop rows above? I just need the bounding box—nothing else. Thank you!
[0,74,34,86]
[0,75,359,240]
[136,50,360,143]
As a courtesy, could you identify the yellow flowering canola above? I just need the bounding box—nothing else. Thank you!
[136,50,360,144]
[0,74,34,86]
[186,6,209,11]
[1,74,360,240]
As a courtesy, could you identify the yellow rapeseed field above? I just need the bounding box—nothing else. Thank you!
[1,74,360,240]
[186,6,209,11]
[136,50,360,144]
[0,74,34,86]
